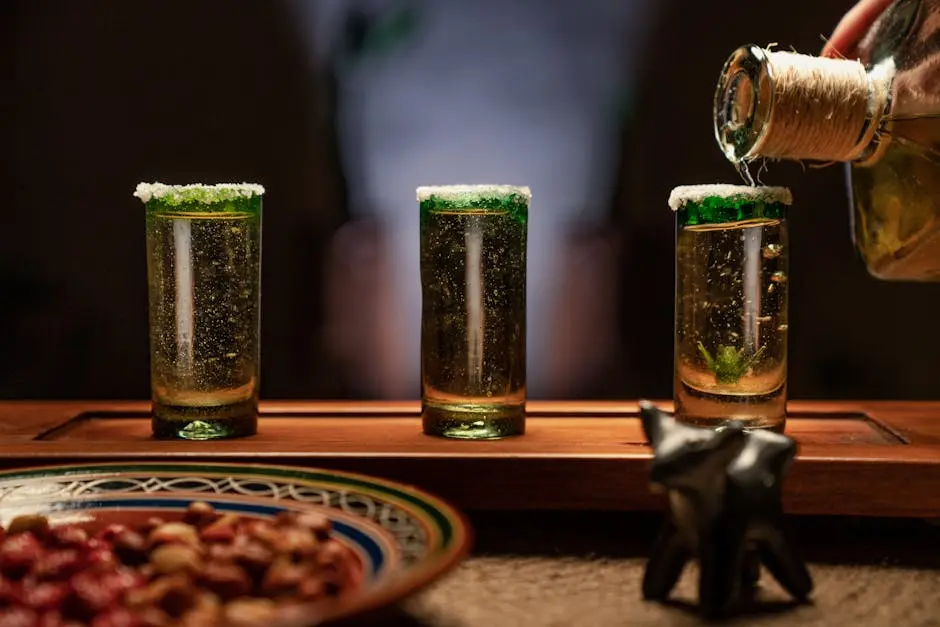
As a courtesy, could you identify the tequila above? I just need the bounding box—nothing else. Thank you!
[418,185,528,439]
[714,0,940,280]
[136,182,263,440]
[671,185,791,431]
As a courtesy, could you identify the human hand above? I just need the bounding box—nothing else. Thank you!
[821,0,895,58]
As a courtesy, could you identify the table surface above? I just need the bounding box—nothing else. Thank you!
[2,400,939,625]
[362,512,940,627]
[1,399,939,517]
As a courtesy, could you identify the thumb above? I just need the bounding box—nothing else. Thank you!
[821,0,896,59]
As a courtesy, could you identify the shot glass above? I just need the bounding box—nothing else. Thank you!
[136,182,264,440]
[418,185,529,439]
[670,184,791,431]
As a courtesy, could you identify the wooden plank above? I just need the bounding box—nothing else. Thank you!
[0,400,937,517]
[35,414,897,447]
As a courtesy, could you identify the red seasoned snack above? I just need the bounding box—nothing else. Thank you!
[0,503,361,626]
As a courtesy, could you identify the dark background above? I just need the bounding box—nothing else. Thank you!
[3,0,938,401]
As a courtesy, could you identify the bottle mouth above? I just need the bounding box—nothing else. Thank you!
[713,45,774,163]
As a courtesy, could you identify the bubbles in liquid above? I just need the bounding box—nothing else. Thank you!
[777,324,789,332]
[763,243,783,259]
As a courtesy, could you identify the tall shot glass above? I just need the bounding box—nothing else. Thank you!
[671,184,791,432]
[418,185,529,440]
[136,182,263,440]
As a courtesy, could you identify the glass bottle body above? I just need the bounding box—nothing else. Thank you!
[714,0,940,281]
[851,0,940,280]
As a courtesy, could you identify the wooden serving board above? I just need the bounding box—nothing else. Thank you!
[0,400,938,517]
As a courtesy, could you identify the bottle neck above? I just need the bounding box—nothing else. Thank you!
[713,45,893,165]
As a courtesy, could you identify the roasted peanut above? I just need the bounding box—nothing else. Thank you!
[242,520,280,547]
[261,557,308,596]
[147,574,197,618]
[89,607,140,627]
[0,575,21,603]
[178,591,221,627]
[223,598,277,627]
[147,523,200,550]
[297,576,328,601]
[182,502,218,529]
[32,550,83,581]
[83,540,118,573]
[272,511,298,527]
[0,607,38,627]
[36,609,80,627]
[0,532,44,579]
[271,526,319,560]
[96,525,130,543]
[273,511,330,531]
[316,539,349,572]
[199,562,252,601]
[113,530,148,566]
[7,515,50,537]
[20,581,70,612]
[99,568,145,596]
[48,526,88,549]
[1,505,358,625]
[207,543,238,563]
[232,540,274,577]
[125,580,162,610]
[135,606,171,627]
[199,516,238,544]
[293,512,332,540]
[149,544,203,576]
[139,518,165,536]
[68,571,124,618]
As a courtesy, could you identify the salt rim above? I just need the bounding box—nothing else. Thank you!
[668,184,792,211]
[133,182,266,205]
[416,185,531,203]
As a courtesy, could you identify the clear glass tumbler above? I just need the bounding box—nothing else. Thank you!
[418,185,529,440]
[136,182,264,440]
[671,184,791,432]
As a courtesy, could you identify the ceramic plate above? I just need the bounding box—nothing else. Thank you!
[0,461,472,625]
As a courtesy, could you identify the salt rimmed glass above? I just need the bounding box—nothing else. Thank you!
[418,185,529,439]
[136,182,264,440]
[671,184,791,432]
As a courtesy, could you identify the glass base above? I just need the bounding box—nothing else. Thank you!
[422,401,525,440]
[151,399,258,440]
[674,380,786,433]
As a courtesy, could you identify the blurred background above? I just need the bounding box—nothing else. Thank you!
[3,0,939,402]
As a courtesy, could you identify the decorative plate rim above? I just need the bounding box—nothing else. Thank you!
[0,461,474,625]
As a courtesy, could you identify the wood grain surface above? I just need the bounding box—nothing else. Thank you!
[0,400,938,517]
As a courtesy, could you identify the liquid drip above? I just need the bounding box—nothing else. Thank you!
[737,160,756,186]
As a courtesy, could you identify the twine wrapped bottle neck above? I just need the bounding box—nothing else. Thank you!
[714,46,893,165]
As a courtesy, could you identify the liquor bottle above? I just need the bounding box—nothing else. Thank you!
[713,0,940,281]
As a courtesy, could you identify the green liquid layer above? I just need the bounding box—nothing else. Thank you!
[419,195,528,225]
[678,199,787,227]
[145,195,262,216]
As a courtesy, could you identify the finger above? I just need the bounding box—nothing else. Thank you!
[821,0,896,58]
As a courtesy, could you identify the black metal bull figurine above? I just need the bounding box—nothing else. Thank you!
[637,400,813,618]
